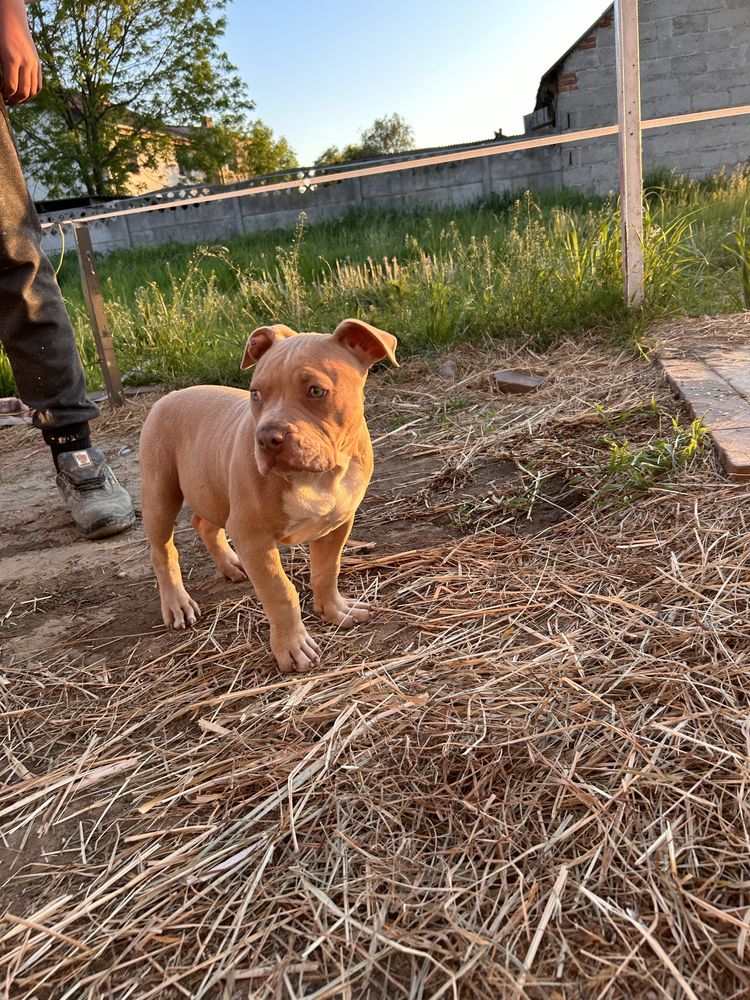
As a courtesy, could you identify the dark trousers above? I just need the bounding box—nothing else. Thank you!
[0,99,98,432]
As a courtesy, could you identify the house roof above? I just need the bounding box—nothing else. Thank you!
[534,3,614,109]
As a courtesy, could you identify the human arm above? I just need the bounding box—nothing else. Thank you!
[0,0,42,105]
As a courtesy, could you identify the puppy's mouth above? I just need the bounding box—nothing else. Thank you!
[256,450,333,478]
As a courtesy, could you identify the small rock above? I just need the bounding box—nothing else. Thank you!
[438,360,458,381]
[493,369,544,394]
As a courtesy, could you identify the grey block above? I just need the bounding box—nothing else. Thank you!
[707,48,747,72]
[640,58,675,82]
[700,27,738,51]
[359,164,437,198]
[658,31,712,56]
[673,12,709,33]
[243,208,311,232]
[488,177,513,194]
[565,48,600,73]
[642,75,683,100]
[670,54,708,76]
[692,91,731,112]
[682,0,726,11]
[653,96,695,118]
[294,178,362,207]
[709,7,750,29]
[556,90,598,112]
[404,183,486,209]
[574,67,608,91]
[639,40,662,62]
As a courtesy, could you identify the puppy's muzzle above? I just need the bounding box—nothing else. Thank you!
[256,424,289,454]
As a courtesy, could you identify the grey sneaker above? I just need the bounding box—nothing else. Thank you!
[56,446,136,540]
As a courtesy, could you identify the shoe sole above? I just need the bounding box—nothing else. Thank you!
[81,514,136,541]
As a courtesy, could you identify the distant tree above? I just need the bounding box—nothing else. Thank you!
[314,142,364,167]
[178,119,298,183]
[315,145,346,167]
[315,113,414,167]
[241,121,298,176]
[11,0,254,197]
[360,113,415,157]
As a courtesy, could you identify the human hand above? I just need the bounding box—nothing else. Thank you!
[0,0,42,105]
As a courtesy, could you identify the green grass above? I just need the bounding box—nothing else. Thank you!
[3,163,750,395]
[598,410,708,503]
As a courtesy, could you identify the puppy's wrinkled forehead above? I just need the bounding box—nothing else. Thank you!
[241,318,398,378]
[257,334,359,380]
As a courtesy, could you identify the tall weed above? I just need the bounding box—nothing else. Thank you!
[3,168,750,395]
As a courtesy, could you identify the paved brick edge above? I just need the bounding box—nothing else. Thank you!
[659,354,750,482]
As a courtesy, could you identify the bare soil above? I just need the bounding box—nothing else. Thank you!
[0,400,505,670]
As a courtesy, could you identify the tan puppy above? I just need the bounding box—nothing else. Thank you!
[139,318,398,672]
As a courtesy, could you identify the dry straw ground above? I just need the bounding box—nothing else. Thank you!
[1,330,750,999]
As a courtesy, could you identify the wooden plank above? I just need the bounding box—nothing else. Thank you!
[73,222,125,407]
[615,0,645,306]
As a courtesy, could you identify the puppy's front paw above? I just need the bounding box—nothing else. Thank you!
[161,588,201,629]
[316,595,371,629]
[271,626,321,673]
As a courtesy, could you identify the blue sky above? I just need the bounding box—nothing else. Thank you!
[221,0,611,165]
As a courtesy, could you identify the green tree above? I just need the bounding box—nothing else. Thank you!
[314,142,364,167]
[180,119,298,183]
[12,0,253,197]
[315,113,415,167]
[360,113,415,157]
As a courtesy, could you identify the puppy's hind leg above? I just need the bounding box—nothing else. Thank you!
[141,468,200,629]
[191,514,246,582]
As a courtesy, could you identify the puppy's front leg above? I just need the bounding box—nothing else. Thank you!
[310,519,372,628]
[230,529,320,673]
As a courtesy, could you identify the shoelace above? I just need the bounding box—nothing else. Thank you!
[69,474,107,492]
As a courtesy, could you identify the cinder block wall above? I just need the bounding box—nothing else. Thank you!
[556,0,750,192]
[38,148,563,257]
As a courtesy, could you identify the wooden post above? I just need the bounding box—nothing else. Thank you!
[615,0,645,306]
[73,222,125,406]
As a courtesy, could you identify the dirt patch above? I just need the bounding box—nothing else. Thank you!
[0,381,524,667]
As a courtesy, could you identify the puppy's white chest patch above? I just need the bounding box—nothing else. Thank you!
[281,462,366,545]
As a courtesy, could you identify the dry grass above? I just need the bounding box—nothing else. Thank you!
[2,336,750,999]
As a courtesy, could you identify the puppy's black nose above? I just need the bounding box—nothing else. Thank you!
[257,425,288,452]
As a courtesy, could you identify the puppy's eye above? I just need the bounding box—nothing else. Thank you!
[308,385,328,399]
[250,389,261,402]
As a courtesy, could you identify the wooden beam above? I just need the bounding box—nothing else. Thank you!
[615,0,645,306]
[73,222,125,406]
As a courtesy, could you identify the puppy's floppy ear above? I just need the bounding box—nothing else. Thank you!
[332,318,399,369]
[240,324,298,370]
